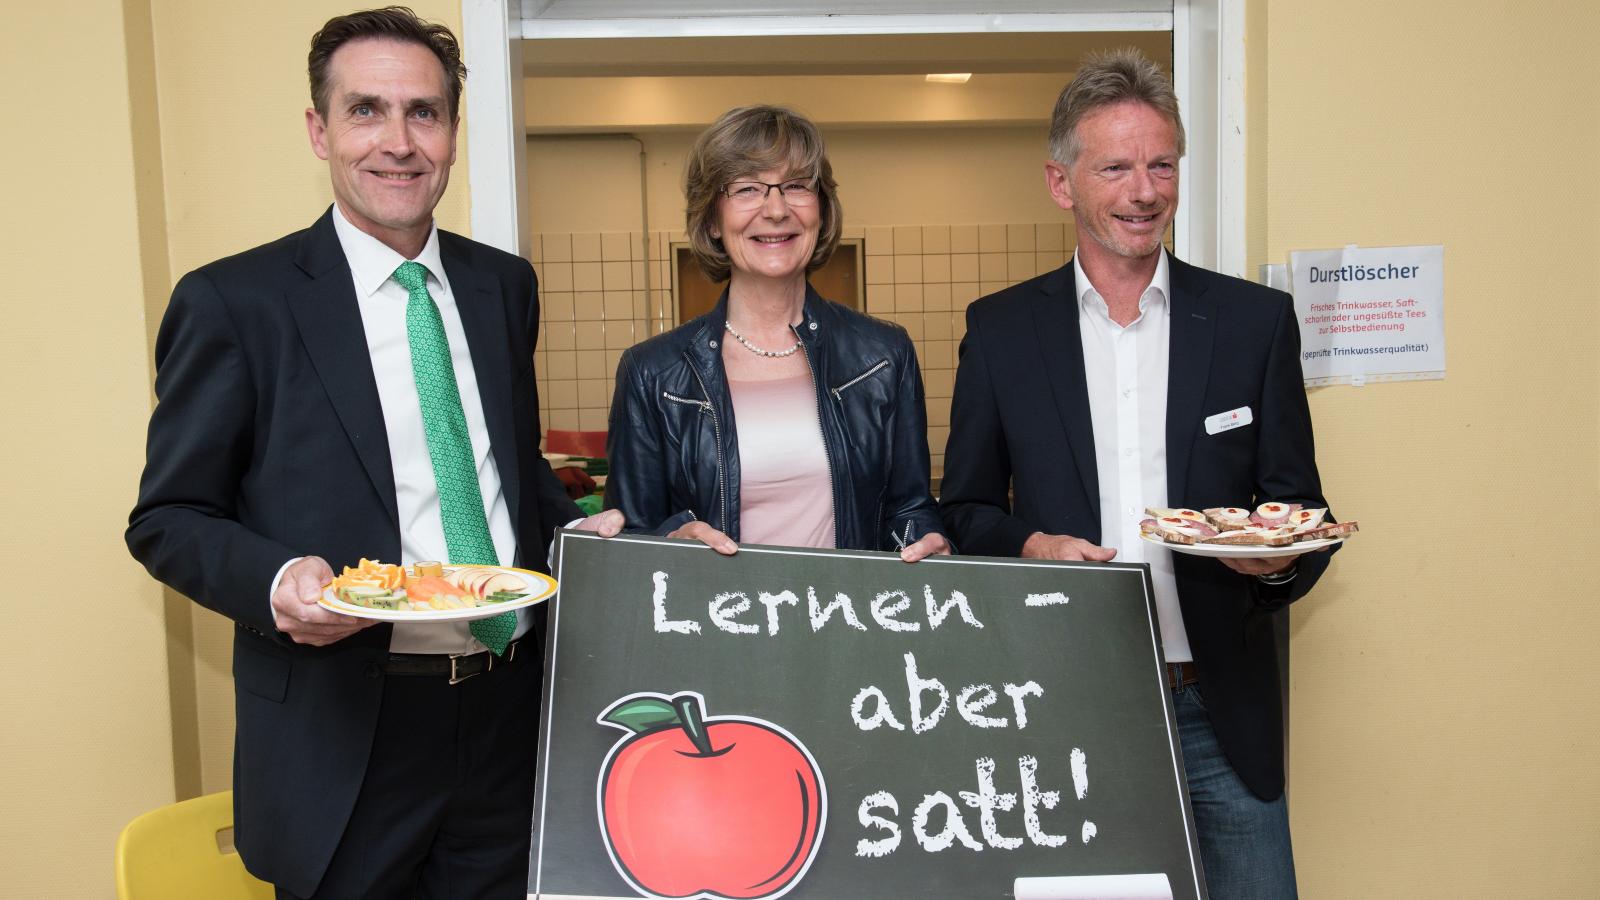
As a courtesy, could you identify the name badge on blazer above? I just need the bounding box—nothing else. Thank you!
[1204,406,1253,435]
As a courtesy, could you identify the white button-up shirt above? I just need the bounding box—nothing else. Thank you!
[1075,251,1191,662]
[268,205,523,655]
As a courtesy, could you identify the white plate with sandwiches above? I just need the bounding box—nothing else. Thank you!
[1139,532,1346,558]
[1138,503,1357,559]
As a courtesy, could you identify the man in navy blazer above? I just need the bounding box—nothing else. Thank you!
[940,50,1336,898]
[127,9,618,898]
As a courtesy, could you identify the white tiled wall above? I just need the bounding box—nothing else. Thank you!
[532,222,1076,472]
[530,228,672,433]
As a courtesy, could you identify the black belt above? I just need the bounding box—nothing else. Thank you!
[1167,661,1199,689]
[385,637,526,685]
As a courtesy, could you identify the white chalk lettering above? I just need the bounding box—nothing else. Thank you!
[651,571,699,635]
[912,791,984,852]
[872,590,920,632]
[656,580,994,635]
[855,791,902,858]
[809,585,868,632]
[958,757,1023,849]
[1081,820,1098,844]
[904,652,949,734]
[956,684,1007,728]
[856,756,1074,855]
[857,659,1041,734]
[1024,592,1069,606]
[1070,747,1089,800]
[757,590,799,635]
[709,591,758,634]
[1019,755,1068,848]
[850,686,906,732]
[1003,681,1044,728]
[924,585,984,629]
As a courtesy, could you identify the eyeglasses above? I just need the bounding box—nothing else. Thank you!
[719,179,818,210]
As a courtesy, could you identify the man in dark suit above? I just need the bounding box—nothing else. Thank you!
[940,49,1335,899]
[126,9,620,898]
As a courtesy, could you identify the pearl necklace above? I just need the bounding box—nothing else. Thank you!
[724,321,801,358]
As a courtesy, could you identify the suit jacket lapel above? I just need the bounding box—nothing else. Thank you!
[1030,265,1101,531]
[287,210,399,528]
[441,236,522,534]
[1166,255,1217,507]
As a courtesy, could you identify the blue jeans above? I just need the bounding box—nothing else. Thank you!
[1174,683,1298,899]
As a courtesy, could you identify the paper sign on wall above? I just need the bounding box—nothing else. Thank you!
[1289,244,1445,386]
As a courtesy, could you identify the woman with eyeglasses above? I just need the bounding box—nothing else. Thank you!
[605,105,949,560]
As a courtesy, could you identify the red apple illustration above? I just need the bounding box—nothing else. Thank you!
[596,691,826,900]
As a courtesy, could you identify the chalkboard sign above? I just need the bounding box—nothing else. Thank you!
[530,532,1205,900]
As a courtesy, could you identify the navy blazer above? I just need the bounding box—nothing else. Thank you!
[939,253,1335,800]
[126,208,578,895]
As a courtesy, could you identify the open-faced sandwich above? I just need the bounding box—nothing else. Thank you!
[1140,503,1358,548]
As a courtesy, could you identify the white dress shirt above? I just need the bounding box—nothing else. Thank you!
[271,205,524,655]
[1074,251,1191,662]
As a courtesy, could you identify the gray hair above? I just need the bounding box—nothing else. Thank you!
[1047,48,1186,166]
[683,105,842,284]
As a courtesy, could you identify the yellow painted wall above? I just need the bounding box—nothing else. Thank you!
[1260,2,1600,897]
[1,1,175,896]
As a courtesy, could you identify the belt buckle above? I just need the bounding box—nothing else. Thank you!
[448,651,491,685]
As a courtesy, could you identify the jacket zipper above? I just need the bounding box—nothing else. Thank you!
[830,359,890,401]
[833,357,895,547]
[682,365,728,532]
[662,391,710,411]
[890,519,915,550]
[796,325,841,545]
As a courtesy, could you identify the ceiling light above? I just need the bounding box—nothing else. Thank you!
[925,73,972,84]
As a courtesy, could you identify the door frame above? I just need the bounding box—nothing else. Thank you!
[463,0,1247,277]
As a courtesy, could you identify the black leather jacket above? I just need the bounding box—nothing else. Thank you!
[605,287,944,551]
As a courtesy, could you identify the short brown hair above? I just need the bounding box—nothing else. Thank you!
[308,7,467,121]
[1048,48,1185,166]
[684,105,843,284]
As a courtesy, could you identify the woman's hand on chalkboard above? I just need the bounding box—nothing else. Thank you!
[900,532,952,563]
[1021,532,1118,562]
[668,521,739,555]
[574,508,625,538]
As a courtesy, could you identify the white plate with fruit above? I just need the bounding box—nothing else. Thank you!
[318,559,558,622]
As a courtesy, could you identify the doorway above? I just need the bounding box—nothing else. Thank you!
[513,25,1176,463]
[464,2,1245,276]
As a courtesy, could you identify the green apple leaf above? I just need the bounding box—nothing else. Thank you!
[599,695,683,734]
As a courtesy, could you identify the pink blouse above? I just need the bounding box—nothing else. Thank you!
[728,374,837,549]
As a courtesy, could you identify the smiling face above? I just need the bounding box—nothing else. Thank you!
[712,168,822,288]
[306,38,457,257]
[1047,101,1179,269]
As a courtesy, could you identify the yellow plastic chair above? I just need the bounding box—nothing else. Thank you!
[115,790,273,900]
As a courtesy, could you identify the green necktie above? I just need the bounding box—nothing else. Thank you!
[394,261,514,655]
